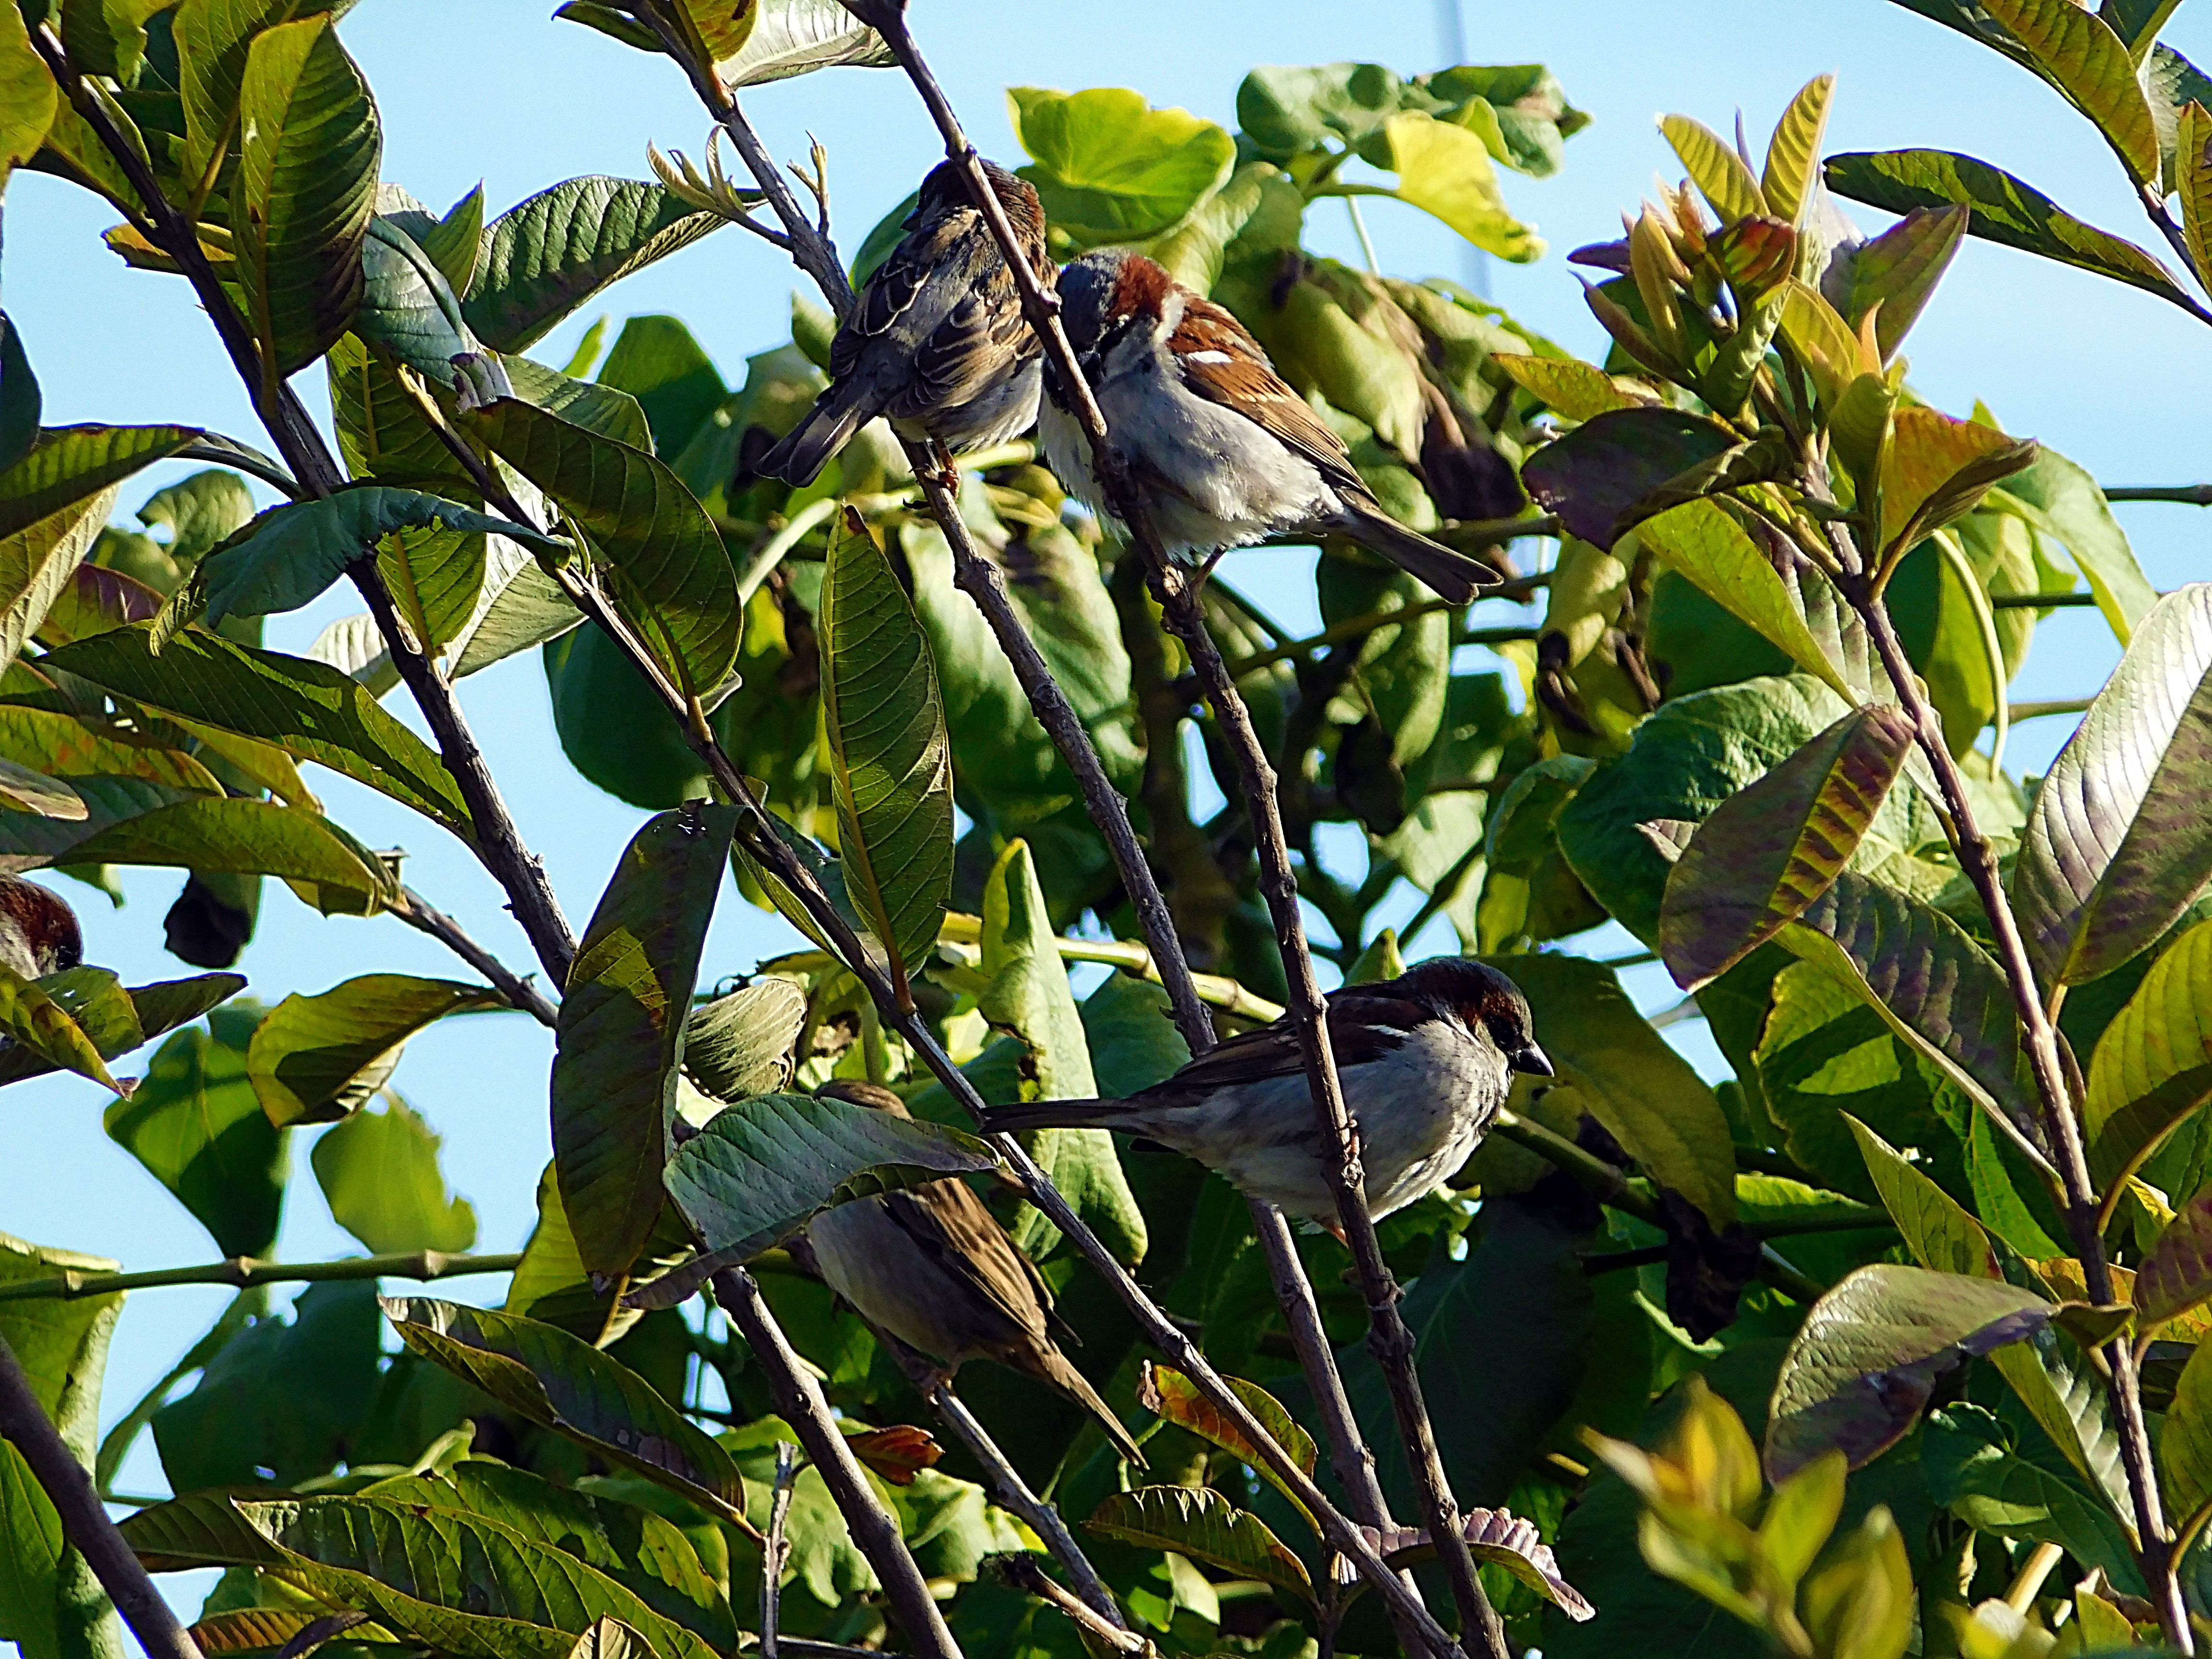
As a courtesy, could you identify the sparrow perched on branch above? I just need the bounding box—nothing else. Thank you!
[1038,248,1495,604]
[981,959,1550,1228]
[758,159,1055,486]
[804,1081,1146,1467]
[0,876,81,982]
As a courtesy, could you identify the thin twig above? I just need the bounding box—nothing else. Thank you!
[0,1250,522,1304]
[712,1269,960,1659]
[0,1333,202,1659]
[2140,181,2210,301]
[1988,591,2100,609]
[2103,483,2212,505]
[762,1441,798,1659]
[394,886,560,1027]
[2008,697,2094,722]
[996,1554,1153,1656]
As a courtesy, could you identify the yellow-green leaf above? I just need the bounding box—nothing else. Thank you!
[1762,74,1836,226]
[2085,917,2212,1191]
[1384,110,1543,262]
[1659,113,1766,225]
[1982,0,2161,185]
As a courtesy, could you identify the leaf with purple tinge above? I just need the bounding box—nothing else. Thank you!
[2014,585,2212,986]
[1346,1508,1596,1621]
[1765,1264,2054,1480]
[1519,407,1740,548]
[1875,408,2036,568]
[1660,706,1917,990]
[1140,1362,1316,1525]
[2085,918,2212,1192]
[1824,205,1968,361]
[2136,1190,2212,1334]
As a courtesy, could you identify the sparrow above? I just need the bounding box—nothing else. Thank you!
[1038,248,1494,604]
[980,959,1551,1228]
[804,1081,1146,1467]
[759,159,1055,486]
[0,876,81,982]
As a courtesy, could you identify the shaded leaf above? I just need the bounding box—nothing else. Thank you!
[716,0,892,84]
[0,11,57,199]
[104,1006,281,1257]
[1827,205,1968,361]
[1087,1486,1314,1606]
[0,968,241,1088]
[60,798,396,910]
[682,975,805,1100]
[2085,917,2212,1190]
[2160,1337,2212,1531]
[312,1094,477,1254]
[2137,1189,2212,1334]
[553,804,736,1277]
[1992,443,2158,643]
[1139,1362,1317,1524]
[1636,502,1858,703]
[1519,408,1739,549]
[249,973,503,1127]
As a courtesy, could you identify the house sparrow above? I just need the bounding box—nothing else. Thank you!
[759,160,1054,486]
[981,959,1550,1228]
[0,876,80,982]
[1039,249,1494,604]
[805,1081,1146,1467]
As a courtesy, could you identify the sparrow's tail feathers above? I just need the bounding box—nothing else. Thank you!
[975,1097,1133,1135]
[1334,500,1490,605]
[1028,1344,1148,1468]
[757,380,878,486]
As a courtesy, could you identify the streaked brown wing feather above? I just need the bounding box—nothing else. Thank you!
[1169,298,1365,497]
[877,1182,1050,1342]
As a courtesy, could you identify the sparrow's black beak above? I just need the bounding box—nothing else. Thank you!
[1511,1044,1554,1078]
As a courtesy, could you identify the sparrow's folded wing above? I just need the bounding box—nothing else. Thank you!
[838,213,969,372]
[898,266,1034,414]
[876,1182,1050,1341]
[1133,994,1428,1106]
[1168,298,1366,498]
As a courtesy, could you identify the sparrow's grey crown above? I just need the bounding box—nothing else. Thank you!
[1056,248,1138,359]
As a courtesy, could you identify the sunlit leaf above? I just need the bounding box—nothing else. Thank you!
[682,976,805,1101]
[1008,85,1235,246]
[1138,1362,1317,1525]
[1761,74,1835,225]
[2085,919,2212,1194]
[1979,0,2160,184]
[1635,502,1859,703]
[311,1093,476,1254]
[1659,113,1766,224]
[248,973,502,1127]
[1087,1485,1315,1606]
[1384,110,1543,261]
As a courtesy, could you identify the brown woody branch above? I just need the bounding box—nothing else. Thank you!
[393,886,561,1027]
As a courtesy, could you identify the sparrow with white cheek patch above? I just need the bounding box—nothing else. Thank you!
[1039,248,1495,604]
[759,159,1055,486]
[980,959,1550,1231]
[804,1081,1146,1467]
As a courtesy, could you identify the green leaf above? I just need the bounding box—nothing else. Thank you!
[1766,1264,2055,1480]
[60,797,397,910]
[982,840,1148,1264]
[1824,148,2199,315]
[1498,952,1738,1225]
[1137,1363,1317,1524]
[543,623,714,808]
[104,1006,284,1257]
[1798,1506,1915,1659]
[192,488,566,630]
[1659,706,1917,989]
[1659,114,1767,224]
[1518,408,1743,549]
[682,976,805,1101]
[819,515,952,1004]
[381,1298,744,1523]
[246,972,503,1127]
[2085,918,2212,1192]
[447,536,583,676]
[553,804,736,1278]
[0,1232,124,1659]
[1137,160,1305,295]
[231,15,379,380]
[715,0,892,84]
[2136,1189,2212,1334]
[462,178,721,353]
[663,1089,998,1266]
[1979,0,2160,183]
[1087,1486,1314,1607]
[1635,502,1858,703]
[1383,110,1542,260]
[1008,85,1235,247]
[1827,205,1969,361]
[0,959,127,1093]
[43,624,476,836]
[1762,74,1836,225]
[355,214,479,378]
[0,315,40,480]
[504,1160,636,1345]
[595,315,727,457]
[173,0,347,189]
[465,397,740,699]
[2014,585,2212,986]
[310,1093,477,1254]
[1925,1404,2142,1591]
[2160,1337,2212,1533]
[1988,444,2158,644]
[0,9,58,199]
[0,968,242,1088]
[122,1491,719,1659]
[1846,1116,1997,1279]
[153,1281,382,1491]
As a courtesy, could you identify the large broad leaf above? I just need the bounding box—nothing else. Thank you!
[1924,1404,2142,1594]
[462,178,721,353]
[151,1281,382,1491]
[1086,1486,1314,1606]
[42,625,474,836]
[2085,918,2212,1190]
[356,214,479,379]
[1519,409,1742,548]
[2138,1189,2212,1335]
[192,488,567,630]
[1497,952,1738,1226]
[1978,0,2160,184]
[0,968,242,1088]
[382,1298,744,1524]
[982,840,1149,1264]
[1766,1264,2055,1479]
[1635,502,1859,703]
[661,1089,998,1268]
[174,0,350,187]
[2161,1339,2212,1535]
[1827,205,1968,361]
[1008,85,1236,246]
[682,976,805,1101]
[1992,444,2158,644]
[1138,1363,1317,1523]
[1660,706,1918,989]
[594,315,726,457]
[552,804,735,1278]
[0,962,126,1094]
[465,397,740,700]
[1824,149,2199,314]
[818,516,953,1006]
[59,797,397,910]
[311,1094,477,1254]
[2014,585,2212,986]
[0,12,57,200]
[1874,409,2035,566]
[231,16,380,378]
[103,1006,285,1258]
[715,0,892,84]
[121,1492,717,1659]
[0,1232,124,1659]
[249,973,504,1127]
[1848,1117,1998,1280]
[1384,110,1543,261]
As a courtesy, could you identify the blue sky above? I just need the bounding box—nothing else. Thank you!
[6,0,2211,1578]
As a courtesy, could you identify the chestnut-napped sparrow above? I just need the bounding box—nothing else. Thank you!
[1038,249,1494,604]
[0,876,80,982]
[981,959,1550,1228]
[805,1081,1145,1467]
[759,159,1054,486]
